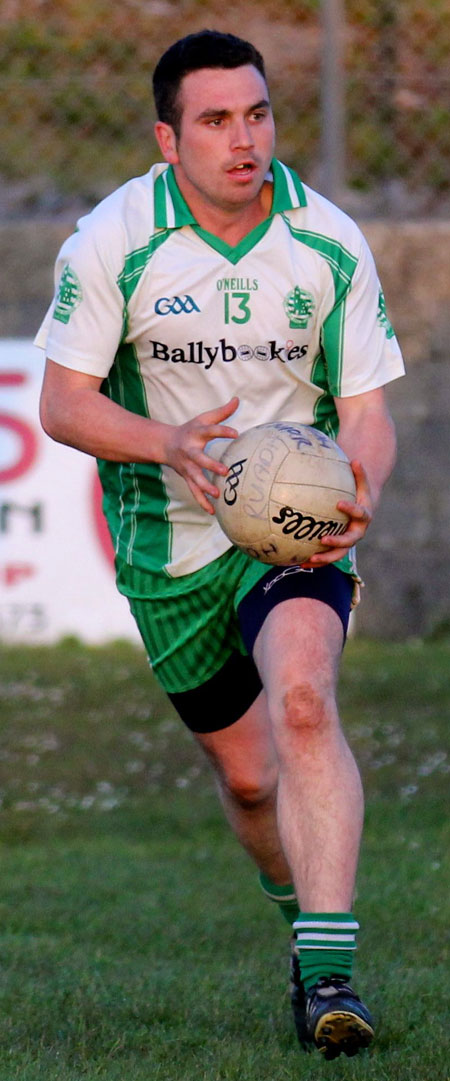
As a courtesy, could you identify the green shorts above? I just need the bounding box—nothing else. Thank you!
[116,547,270,695]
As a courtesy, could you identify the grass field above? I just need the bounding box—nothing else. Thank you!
[0,637,449,1080]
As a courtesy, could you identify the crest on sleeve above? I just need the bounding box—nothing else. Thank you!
[377,289,395,339]
[53,265,83,325]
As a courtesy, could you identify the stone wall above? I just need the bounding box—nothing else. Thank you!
[357,223,450,638]
[1,219,449,638]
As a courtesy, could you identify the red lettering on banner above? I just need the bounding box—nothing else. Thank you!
[1,563,36,586]
[0,373,26,387]
[0,371,39,482]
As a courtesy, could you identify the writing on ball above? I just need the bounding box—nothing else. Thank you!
[223,459,247,505]
[272,505,348,541]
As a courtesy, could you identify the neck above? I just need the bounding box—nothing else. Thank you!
[174,170,273,244]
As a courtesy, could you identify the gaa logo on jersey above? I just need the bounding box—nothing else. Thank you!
[53,265,83,325]
[154,295,200,316]
[283,286,315,330]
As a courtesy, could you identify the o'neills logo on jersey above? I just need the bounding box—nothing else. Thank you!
[149,339,308,370]
[216,277,259,291]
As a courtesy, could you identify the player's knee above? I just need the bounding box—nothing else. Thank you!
[277,680,335,737]
[222,764,278,810]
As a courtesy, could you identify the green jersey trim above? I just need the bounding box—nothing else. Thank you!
[271,159,308,211]
[154,168,197,228]
[117,229,172,305]
[311,351,338,438]
[281,216,359,395]
[153,158,308,233]
[166,167,197,226]
[192,217,273,264]
[322,302,346,395]
[99,342,173,571]
[115,230,171,307]
[281,217,358,289]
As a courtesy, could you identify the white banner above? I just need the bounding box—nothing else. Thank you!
[0,340,140,644]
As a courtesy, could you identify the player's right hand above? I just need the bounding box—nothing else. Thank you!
[164,397,239,514]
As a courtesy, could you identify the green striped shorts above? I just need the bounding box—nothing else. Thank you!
[116,547,270,694]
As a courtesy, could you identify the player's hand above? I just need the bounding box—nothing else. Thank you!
[301,460,373,568]
[164,397,239,514]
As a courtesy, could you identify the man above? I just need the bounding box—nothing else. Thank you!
[37,30,405,1059]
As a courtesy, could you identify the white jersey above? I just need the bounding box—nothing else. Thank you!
[35,159,405,579]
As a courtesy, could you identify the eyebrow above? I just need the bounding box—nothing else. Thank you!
[196,99,271,121]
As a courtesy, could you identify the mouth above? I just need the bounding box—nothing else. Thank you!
[226,160,258,179]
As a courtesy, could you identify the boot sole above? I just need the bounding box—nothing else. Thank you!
[314,1010,374,1060]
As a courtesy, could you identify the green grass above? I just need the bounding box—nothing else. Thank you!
[0,637,449,1079]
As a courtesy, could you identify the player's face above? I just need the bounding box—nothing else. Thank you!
[156,65,275,218]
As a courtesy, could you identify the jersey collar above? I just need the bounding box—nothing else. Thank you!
[153,158,307,230]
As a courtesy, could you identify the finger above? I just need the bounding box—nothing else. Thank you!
[184,458,222,494]
[299,540,355,568]
[188,428,239,474]
[306,548,349,567]
[186,445,232,476]
[185,476,217,515]
[196,453,230,476]
[319,522,367,548]
[337,500,372,524]
[308,533,362,563]
[198,397,240,425]
[201,423,239,443]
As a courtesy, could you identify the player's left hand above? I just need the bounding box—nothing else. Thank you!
[301,460,373,568]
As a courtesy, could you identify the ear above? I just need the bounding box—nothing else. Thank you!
[154,121,179,164]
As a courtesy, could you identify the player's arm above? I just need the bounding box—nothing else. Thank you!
[304,386,397,567]
[39,359,238,514]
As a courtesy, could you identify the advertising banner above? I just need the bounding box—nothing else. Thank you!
[0,340,140,644]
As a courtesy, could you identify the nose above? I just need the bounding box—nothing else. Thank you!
[229,117,254,150]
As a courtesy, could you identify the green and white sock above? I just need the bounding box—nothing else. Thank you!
[259,872,299,926]
[293,912,360,991]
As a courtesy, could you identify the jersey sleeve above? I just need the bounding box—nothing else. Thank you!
[34,210,126,377]
[321,230,405,398]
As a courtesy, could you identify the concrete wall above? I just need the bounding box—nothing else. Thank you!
[1,218,449,638]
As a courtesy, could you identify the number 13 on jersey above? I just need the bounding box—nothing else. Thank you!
[224,292,251,324]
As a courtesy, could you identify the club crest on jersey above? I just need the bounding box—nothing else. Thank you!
[283,286,315,329]
[53,265,83,325]
[154,295,200,315]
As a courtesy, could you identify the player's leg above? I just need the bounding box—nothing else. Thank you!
[238,564,374,1058]
[125,550,296,907]
[235,562,361,911]
[193,686,291,887]
[253,597,362,913]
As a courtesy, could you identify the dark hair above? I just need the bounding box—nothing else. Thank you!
[153,30,267,136]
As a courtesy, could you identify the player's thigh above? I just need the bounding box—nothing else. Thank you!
[237,563,353,726]
[253,597,345,732]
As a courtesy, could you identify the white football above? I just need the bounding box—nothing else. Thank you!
[215,421,356,565]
